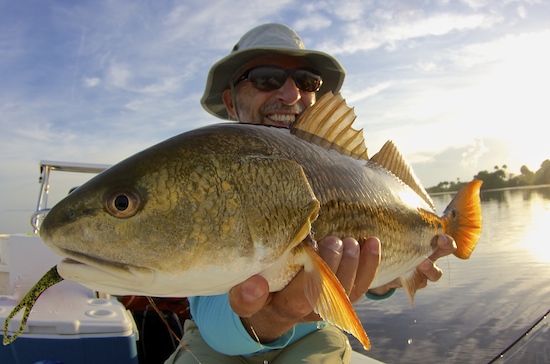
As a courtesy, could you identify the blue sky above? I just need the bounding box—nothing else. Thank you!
[1,0,549,233]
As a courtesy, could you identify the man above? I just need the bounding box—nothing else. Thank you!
[165,23,456,364]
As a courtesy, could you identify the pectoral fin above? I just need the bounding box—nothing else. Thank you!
[302,243,371,350]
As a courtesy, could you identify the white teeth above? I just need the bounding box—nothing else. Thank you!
[268,114,296,123]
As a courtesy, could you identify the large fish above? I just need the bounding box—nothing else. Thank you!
[38,92,482,350]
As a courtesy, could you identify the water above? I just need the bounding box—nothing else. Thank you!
[3,182,550,362]
[351,186,550,363]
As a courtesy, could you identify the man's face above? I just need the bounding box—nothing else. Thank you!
[222,56,317,128]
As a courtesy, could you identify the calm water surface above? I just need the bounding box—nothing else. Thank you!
[352,186,550,363]
[3,182,549,362]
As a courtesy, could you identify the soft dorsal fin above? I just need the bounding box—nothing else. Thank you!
[371,141,435,210]
[292,92,368,160]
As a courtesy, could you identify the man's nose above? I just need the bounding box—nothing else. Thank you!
[275,76,301,104]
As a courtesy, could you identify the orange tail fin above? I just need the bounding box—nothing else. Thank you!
[302,243,371,350]
[442,180,483,259]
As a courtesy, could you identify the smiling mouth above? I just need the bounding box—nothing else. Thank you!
[267,114,296,124]
[265,114,298,128]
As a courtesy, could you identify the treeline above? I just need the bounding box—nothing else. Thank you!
[426,159,550,193]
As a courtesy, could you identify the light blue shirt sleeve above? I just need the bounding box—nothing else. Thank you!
[189,294,297,356]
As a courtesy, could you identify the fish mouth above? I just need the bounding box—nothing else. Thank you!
[56,248,155,294]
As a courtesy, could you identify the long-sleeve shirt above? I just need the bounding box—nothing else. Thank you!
[189,294,325,356]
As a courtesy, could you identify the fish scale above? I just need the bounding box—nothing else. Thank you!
[6,92,482,351]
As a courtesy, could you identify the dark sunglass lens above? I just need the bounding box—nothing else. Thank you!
[240,67,322,92]
[248,67,287,91]
[294,70,322,92]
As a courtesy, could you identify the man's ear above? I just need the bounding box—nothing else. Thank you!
[222,89,238,119]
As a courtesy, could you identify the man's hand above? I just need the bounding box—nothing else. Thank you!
[228,236,381,342]
[368,234,457,296]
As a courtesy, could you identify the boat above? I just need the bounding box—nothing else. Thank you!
[0,160,383,364]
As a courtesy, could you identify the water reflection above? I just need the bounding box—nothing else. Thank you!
[480,189,510,203]
[353,186,550,364]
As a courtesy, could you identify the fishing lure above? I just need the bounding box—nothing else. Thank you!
[2,265,63,345]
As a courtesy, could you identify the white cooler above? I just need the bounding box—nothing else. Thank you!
[0,234,138,364]
[0,280,138,364]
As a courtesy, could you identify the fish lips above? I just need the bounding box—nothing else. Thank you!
[55,248,155,295]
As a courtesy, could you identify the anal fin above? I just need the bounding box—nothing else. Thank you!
[399,269,425,307]
[302,243,371,350]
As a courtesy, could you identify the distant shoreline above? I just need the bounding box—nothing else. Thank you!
[429,183,550,196]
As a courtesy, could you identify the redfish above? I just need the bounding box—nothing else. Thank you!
[35,92,482,350]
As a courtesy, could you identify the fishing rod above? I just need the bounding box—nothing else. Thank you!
[487,308,549,363]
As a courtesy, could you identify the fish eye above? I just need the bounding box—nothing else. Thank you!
[106,190,141,218]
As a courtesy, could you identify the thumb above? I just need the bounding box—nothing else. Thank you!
[228,275,270,317]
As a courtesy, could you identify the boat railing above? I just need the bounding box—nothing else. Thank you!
[32,160,111,233]
[30,209,51,233]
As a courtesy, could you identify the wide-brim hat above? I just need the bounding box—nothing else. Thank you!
[201,23,346,119]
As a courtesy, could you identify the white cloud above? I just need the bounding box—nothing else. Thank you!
[318,12,498,54]
[461,0,490,10]
[461,139,489,168]
[2,0,550,230]
[106,61,132,89]
[327,0,368,21]
[83,77,101,87]
[448,30,550,69]
[293,17,332,32]
[517,5,528,18]
[415,61,441,72]
[345,81,395,104]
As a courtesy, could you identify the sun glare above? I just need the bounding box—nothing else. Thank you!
[462,31,550,171]
[523,203,550,264]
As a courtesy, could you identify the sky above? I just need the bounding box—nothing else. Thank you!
[1,0,549,233]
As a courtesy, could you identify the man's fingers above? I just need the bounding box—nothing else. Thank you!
[317,236,344,272]
[418,258,443,282]
[228,275,270,318]
[330,237,359,295]
[349,237,381,303]
[428,234,457,262]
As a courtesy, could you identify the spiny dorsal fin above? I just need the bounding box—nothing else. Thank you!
[292,92,368,160]
[371,141,435,210]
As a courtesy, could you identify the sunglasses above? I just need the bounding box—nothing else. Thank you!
[234,66,323,92]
